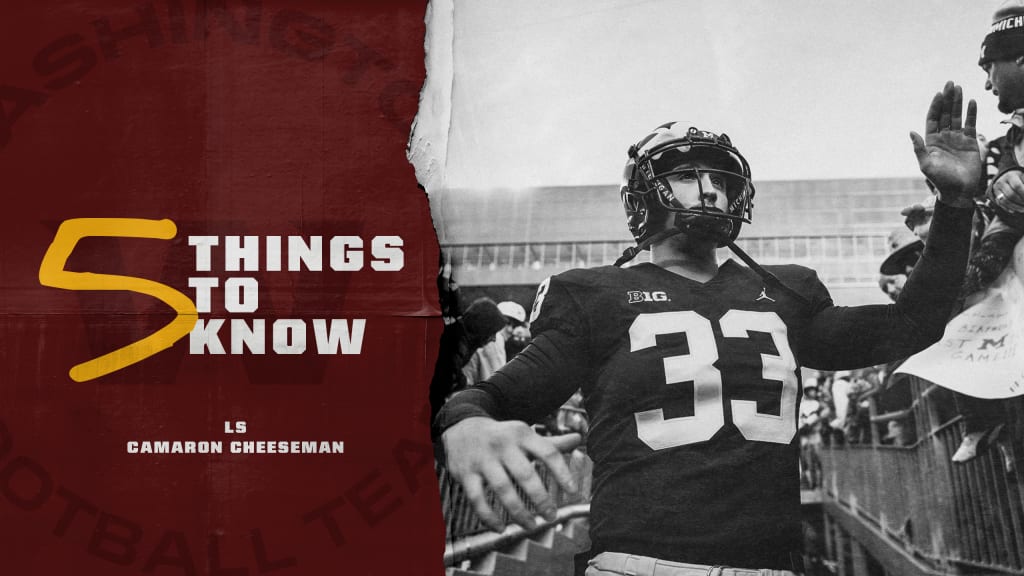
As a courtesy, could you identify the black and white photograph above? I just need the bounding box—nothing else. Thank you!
[412,2,1024,574]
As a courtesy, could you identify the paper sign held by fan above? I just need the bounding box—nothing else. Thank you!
[896,236,1024,399]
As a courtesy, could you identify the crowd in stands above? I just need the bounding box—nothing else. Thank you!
[430,257,541,425]
[798,365,916,489]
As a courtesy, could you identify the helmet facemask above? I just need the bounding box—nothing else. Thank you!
[615,124,812,308]
[621,124,755,250]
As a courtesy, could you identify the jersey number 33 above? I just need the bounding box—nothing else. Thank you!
[629,310,798,449]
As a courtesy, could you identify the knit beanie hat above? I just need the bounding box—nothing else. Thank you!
[980,0,1024,66]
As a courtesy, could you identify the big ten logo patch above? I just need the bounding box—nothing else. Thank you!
[627,290,670,304]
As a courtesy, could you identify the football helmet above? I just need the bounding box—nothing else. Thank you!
[620,122,755,250]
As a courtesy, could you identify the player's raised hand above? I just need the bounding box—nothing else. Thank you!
[441,417,578,532]
[910,81,983,206]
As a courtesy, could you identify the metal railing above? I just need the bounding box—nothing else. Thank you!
[822,376,1024,574]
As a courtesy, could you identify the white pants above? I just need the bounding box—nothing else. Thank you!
[585,551,799,576]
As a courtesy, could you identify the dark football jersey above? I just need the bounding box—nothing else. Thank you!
[529,261,822,570]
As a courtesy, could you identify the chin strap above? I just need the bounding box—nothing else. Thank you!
[615,214,727,267]
[613,228,686,267]
[722,239,812,307]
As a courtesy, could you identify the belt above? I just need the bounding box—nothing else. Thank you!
[589,552,799,576]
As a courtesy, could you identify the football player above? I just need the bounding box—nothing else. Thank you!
[435,82,980,574]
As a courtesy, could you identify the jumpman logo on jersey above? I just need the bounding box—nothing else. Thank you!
[756,287,776,303]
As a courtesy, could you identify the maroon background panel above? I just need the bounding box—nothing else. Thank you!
[0,1,445,574]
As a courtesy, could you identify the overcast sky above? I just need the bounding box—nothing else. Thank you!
[439,0,1005,189]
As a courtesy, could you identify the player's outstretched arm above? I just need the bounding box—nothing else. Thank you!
[441,417,578,532]
[910,80,983,206]
[802,82,978,368]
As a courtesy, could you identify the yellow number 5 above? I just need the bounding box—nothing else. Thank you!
[38,218,197,382]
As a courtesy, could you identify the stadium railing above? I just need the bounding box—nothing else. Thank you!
[821,377,1024,574]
